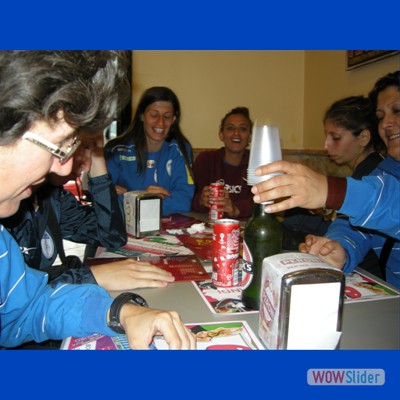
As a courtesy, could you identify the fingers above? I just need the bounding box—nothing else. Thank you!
[254,160,293,176]
[115,259,175,281]
[115,185,127,194]
[123,307,196,350]
[153,310,196,350]
[146,186,170,197]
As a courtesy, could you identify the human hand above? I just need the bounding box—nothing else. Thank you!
[251,161,328,214]
[119,304,197,349]
[298,234,346,269]
[90,259,175,291]
[200,186,211,208]
[83,132,107,178]
[220,189,239,217]
[115,185,128,194]
[145,185,170,199]
[208,189,238,217]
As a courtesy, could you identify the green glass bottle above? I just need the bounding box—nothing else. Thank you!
[242,203,282,310]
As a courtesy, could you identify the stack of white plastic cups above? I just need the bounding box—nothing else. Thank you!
[247,124,282,203]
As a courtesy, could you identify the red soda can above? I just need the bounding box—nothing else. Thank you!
[209,180,224,220]
[212,219,240,287]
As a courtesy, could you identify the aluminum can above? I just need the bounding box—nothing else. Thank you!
[212,219,240,287]
[209,181,224,220]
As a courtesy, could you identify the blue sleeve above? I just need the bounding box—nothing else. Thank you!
[325,218,374,274]
[0,226,116,348]
[58,174,127,249]
[105,147,121,185]
[339,174,400,239]
[161,144,195,215]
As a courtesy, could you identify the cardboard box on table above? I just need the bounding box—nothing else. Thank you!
[258,252,345,350]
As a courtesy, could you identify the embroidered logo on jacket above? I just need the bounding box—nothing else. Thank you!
[41,231,55,259]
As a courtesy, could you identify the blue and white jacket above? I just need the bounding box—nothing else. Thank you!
[326,157,400,288]
[0,226,116,347]
[106,139,194,216]
[1,174,126,284]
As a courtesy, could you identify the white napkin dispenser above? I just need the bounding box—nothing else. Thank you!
[124,191,162,238]
[258,252,345,350]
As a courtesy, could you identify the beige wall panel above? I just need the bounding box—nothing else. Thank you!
[131,50,399,151]
[132,50,305,150]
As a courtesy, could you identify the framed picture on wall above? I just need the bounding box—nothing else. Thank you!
[346,50,399,70]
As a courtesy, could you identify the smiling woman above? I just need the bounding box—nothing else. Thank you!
[104,86,195,216]
[191,106,254,218]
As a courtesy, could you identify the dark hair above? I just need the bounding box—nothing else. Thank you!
[323,95,385,152]
[368,70,400,109]
[0,51,131,145]
[219,106,253,131]
[106,86,193,177]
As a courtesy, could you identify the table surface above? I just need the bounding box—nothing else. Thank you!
[111,212,400,350]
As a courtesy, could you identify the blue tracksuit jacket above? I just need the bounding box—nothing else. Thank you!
[327,157,400,288]
[106,139,194,216]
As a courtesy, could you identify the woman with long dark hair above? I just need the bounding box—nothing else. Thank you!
[105,86,194,216]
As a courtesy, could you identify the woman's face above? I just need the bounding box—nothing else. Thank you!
[141,101,176,150]
[219,114,251,155]
[0,118,75,217]
[376,86,400,161]
[323,120,370,169]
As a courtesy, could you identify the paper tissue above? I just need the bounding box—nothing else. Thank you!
[124,191,162,238]
[258,252,345,350]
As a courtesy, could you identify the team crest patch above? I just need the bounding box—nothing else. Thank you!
[41,231,55,259]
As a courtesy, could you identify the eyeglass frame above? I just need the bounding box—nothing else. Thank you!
[22,131,81,164]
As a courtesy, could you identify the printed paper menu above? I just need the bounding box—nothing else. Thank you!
[192,269,399,312]
[154,321,264,350]
[61,321,263,350]
[192,279,258,314]
[344,270,399,302]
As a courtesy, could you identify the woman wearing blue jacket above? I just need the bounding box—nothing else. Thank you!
[105,86,195,216]
[251,70,400,288]
[0,51,195,349]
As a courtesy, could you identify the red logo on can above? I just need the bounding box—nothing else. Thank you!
[212,219,240,287]
[209,180,224,220]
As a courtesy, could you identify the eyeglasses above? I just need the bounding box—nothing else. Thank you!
[22,131,81,164]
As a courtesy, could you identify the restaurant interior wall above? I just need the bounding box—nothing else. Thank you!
[131,50,400,151]
[131,51,305,150]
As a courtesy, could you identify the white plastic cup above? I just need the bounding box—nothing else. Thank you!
[247,124,282,185]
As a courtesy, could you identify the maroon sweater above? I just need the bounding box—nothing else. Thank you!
[192,148,253,218]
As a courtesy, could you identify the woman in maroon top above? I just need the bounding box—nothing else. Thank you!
[192,107,253,218]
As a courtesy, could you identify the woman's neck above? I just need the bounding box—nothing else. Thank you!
[146,139,163,153]
[348,148,374,171]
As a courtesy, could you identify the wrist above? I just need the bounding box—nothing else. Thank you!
[107,292,148,333]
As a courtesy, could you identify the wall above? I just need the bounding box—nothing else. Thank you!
[132,51,305,149]
[131,50,399,150]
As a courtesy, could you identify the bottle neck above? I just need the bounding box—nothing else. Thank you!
[252,202,267,217]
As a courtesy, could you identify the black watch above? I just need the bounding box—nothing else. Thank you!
[107,292,148,334]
